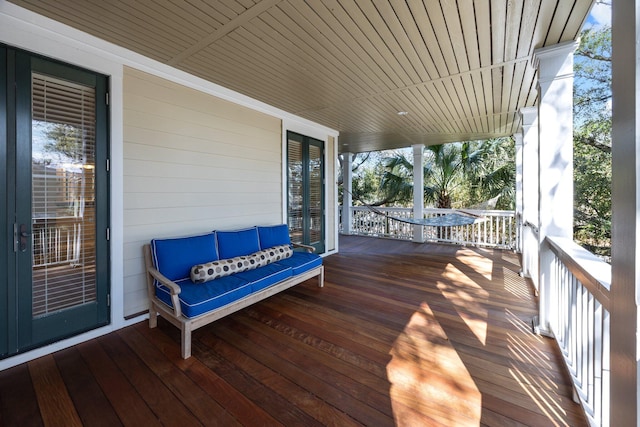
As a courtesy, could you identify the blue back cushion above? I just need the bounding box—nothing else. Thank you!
[151,233,218,281]
[216,227,260,259]
[258,224,291,249]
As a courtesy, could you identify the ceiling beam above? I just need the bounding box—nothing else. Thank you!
[167,0,283,66]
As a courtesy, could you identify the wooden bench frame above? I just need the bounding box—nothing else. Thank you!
[143,243,324,358]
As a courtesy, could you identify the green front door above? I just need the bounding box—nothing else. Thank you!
[287,131,325,253]
[1,46,110,358]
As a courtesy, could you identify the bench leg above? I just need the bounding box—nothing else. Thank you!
[318,266,324,288]
[149,303,158,328]
[181,323,192,359]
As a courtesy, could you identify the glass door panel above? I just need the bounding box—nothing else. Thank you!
[31,72,98,317]
[287,137,304,244]
[308,143,323,248]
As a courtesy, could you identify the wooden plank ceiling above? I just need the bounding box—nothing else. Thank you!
[9,0,594,153]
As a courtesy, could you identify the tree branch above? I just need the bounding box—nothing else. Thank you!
[575,134,611,153]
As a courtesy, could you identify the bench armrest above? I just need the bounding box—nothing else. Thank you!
[146,265,183,318]
[292,242,315,253]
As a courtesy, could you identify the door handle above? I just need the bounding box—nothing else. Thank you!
[19,223,30,252]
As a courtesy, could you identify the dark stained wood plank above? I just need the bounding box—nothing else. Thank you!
[239,305,390,379]
[189,329,324,427]
[28,355,83,427]
[97,333,202,426]
[117,326,241,427]
[133,322,283,427]
[198,319,371,427]
[0,363,44,427]
[215,312,393,425]
[53,347,122,427]
[76,339,162,426]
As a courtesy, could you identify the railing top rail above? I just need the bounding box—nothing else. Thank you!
[546,235,611,310]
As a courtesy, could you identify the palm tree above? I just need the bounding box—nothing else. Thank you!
[379,138,515,209]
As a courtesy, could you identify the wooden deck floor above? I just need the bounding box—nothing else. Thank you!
[0,235,587,426]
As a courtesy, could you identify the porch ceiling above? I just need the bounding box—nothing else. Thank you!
[9,0,594,154]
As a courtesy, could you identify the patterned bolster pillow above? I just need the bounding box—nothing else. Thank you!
[191,244,293,284]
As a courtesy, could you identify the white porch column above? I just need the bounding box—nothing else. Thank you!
[610,0,640,424]
[533,41,578,334]
[514,131,523,253]
[342,153,353,235]
[412,144,424,243]
[520,107,539,286]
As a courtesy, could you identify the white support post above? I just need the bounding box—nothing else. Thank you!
[610,0,639,424]
[412,144,425,243]
[514,132,523,253]
[342,153,353,235]
[521,107,539,284]
[533,40,578,335]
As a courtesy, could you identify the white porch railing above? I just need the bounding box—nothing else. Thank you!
[341,206,517,249]
[546,236,611,427]
[521,220,540,291]
[32,218,82,267]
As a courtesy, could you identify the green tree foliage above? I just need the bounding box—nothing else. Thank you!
[43,123,84,160]
[377,138,515,209]
[573,24,612,258]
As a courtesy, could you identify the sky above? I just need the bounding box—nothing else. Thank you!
[585,1,612,29]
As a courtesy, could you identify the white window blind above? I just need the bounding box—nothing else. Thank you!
[31,72,97,317]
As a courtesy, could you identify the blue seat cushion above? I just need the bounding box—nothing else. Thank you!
[258,224,291,250]
[274,251,322,275]
[155,275,252,319]
[235,263,293,293]
[216,227,260,259]
[151,233,218,281]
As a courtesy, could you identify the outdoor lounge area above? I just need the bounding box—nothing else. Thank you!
[0,235,586,426]
[2,0,640,425]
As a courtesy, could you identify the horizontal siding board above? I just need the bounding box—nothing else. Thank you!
[123,136,281,169]
[124,70,281,132]
[123,191,280,211]
[122,174,281,195]
[122,209,283,243]
[124,161,281,189]
[123,285,148,317]
[123,200,281,226]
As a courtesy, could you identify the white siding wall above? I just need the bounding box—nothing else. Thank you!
[123,67,283,316]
